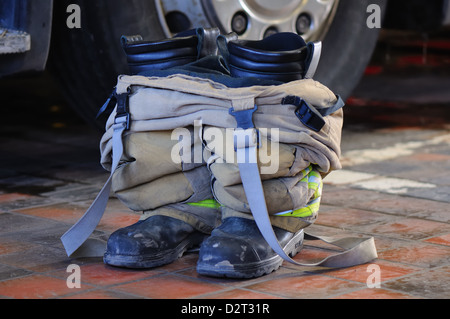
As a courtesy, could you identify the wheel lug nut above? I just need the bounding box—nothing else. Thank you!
[296,13,312,35]
[231,11,248,35]
[264,27,278,38]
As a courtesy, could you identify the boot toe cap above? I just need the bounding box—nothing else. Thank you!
[198,235,261,266]
[105,226,159,257]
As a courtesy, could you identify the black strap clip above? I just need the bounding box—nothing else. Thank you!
[114,90,131,130]
[282,95,325,132]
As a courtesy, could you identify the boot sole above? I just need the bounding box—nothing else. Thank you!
[196,229,304,279]
[104,232,208,269]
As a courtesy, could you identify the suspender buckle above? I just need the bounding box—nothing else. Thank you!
[114,91,131,130]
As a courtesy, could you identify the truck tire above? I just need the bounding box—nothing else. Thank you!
[314,0,387,99]
[49,0,165,129]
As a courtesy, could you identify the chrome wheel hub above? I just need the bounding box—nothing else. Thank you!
[156,0,339,40]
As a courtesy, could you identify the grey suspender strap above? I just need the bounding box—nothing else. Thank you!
[229,102,378,268]
[61,93,129,258]
[304,41,322,79]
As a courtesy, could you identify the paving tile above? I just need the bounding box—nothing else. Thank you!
[333,287,420,299]
[323,260,421,284]
[407,186,450,203]
[321,185,386,207]
[420,171,450,187]
[340,131,450,168]
[112,274,225,299]
[383,266,450,299]
[424,233,450,246]
[203,288,283,299]
[14,203,89,223]
[402,152,450,162]
[62,289,140,299]
[356,196,450,222]
[0,237,39,256]
[243,273,363,299]
[370,234,444,255]
[49,263,162,287]
[357,217,450,240]
[315,207,392,229]
[13,198,136,232]
[11,199,138,233]
[389,153,450,185]
[0,195,61,211]
[0,212,63,235]
[346,161,431,182]
[0,245,72,272]
[41,183,106,202]
[325,171,450,204]
[396,171,450,188]
[6,222,71,249]
[0,263,33,281]
[378,242,450,268]
[0,193,37,205]
[0,274,93,299]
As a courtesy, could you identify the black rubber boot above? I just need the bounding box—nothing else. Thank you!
[121,27,220,75]
[223,32,320,82]
[104,215,209,268]
[196,217,304,278]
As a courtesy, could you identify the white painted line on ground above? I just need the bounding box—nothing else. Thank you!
[340,133,450,166]
[353,176,436,194]
[324,169,437,194]
[324,170,377,185]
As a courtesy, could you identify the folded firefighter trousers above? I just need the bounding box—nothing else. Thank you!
[98,73,344,238]
[110,122,338,234]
